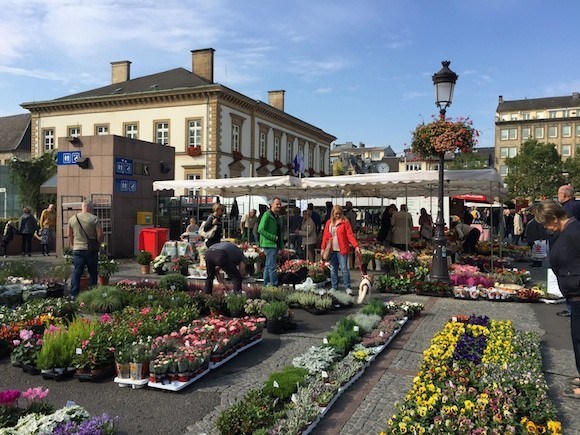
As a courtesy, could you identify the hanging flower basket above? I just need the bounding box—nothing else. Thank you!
[410,117,478,159]
[259,156,269,166]
[274,159,283,169]
[308,167,316,176]
[232,150,244,161]
[287,162,294,170]
[187,146,202,157]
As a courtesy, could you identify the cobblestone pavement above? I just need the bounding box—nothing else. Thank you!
[3,255,579,434]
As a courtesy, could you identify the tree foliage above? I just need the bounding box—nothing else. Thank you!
[504,140,564,200]
[448,151,488,170]
[8,152,57,215]
[563,155,580,191]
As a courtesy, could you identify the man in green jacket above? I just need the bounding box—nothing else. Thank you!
[258,197,283,286]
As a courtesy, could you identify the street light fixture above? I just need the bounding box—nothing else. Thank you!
[430,61,458,283]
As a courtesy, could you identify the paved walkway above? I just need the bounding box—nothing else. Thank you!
[2,255,578,434]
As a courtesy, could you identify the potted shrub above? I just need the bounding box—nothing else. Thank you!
[225,294,247,318]
[136,250,153,274]
[158,273,188,292]
[97,252,119,285]
[263,301,289,334]
[171,255,193,276]
[76,286,128,314]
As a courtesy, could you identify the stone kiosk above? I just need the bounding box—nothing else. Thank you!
[56,135,175,258]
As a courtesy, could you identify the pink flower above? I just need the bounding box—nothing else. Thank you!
[100,313,112,323]
[12,339,20,346]
[19,329,33,341]
[22,387,49,402]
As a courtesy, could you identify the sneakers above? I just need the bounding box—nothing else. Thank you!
[346,288,354,295]
[557,310,571,317]
[329,288,338,293]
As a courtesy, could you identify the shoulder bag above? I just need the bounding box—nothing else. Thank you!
[198,220,217,240]
[76,215,100,252]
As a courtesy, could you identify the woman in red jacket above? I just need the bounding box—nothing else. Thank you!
[321,205,361,294]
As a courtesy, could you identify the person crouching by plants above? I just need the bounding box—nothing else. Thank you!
[450,215,480,254]
[204,241,246,295]
[1,219,16,257]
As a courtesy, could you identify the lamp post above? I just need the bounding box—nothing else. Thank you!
[430,61,458,283]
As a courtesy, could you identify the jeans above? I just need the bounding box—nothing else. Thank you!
[21,234,33,255]
[571,300,580,375]
[204,249,243,294]
[330,251,351,290]
[262,247,278,286]
[70,250,98,297]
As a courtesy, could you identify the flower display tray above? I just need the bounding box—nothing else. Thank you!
[75,365,115,382]
[41,368,76,381]
[22,363,41,375]
[114,377,149,389]
[148,366,210,392]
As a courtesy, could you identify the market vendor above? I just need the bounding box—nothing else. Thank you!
[204,241,246,294]
[450,215,480,254]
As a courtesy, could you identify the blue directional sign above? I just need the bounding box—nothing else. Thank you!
[115,158,133,175]
[116,179,137,193]
[57,151,82,165]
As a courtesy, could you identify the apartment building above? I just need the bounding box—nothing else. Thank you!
[21,49,335,193]
[495,93,580,176]
[330,142,398,174]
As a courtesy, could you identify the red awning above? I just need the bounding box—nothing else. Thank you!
[452,194,490,203]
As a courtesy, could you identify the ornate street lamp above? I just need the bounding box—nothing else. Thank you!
[430,61,458,282]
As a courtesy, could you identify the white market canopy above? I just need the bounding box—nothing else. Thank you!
[152,169,504,199]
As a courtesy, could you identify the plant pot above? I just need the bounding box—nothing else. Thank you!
[267,319,284,334]
[155,267,166,275]
[79,276,90,291]
[116,362,131,379]
[98,276,110,286]
[178,373,189,382]
[180,267,189,276]
[130,362,143,380]
[140,264,151,274]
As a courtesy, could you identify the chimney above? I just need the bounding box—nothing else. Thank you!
[498,95,504,104]
[111,61,131,84]
[573,92,579,100]
[191,48,215,83]
[268,90,285,111]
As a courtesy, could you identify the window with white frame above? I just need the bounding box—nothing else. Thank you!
[259,132,267,158]
[274,136,280,161]
[548,126,558,138]
[43,129,55,151]
[95,125,109,135]
[308,146,314,169]
[155,121,169,145]
[522,127,532,139]
[232,124,240,152]
[186,173,201,196]
[535,127,544,139]
[287,140,293,163]
[500,147,517,158]
[500,128,517,140]
[562,125,572,137]
[187,119,202,147]
[536,111,544,119]
[576,144,580,156]
[125,123,138,139]
[562,144,571,156]
[406,163,422,171]
[500,165,508,176]
[68,127,81,138]
[523,112,531,120]
[510,114,518,121]
[576,124,580,137]
[548,110,557,119]
[320,149,326,173]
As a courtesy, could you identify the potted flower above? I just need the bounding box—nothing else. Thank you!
[308,167,316,176]
[263,301,289,334]
[171,255,194,276]
[259,156,269,166]
[152,254,171,275]
[136,250,153,274]
[97,252,119,285]
[187,145,202,157]
[225,294,247,318]
[274,159,283,169]
[232,150,244,161]
[410,116,478,159]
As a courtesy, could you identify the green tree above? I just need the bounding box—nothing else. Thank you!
[448,151,488,169]
[563,155,580,190]
[504,140,564,200]
[8,152,57,215]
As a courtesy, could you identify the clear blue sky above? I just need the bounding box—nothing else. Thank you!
[1,0,579,154]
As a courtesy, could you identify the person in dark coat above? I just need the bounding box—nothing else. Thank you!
[377,204,396,246]
[202,203,224,247]
[18,207,38,257]
[533,199,580,399]
[1,220,16,257]
[204,242,246,295]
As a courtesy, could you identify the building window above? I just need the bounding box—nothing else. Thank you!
[500,128,517,140]
[187,119,202,147]
[155,121,169,145]
[68,126,81,138]
[186,173,201,196]
[536,111,544,119]
[232,124,240,152]
[320,149,326,173]
[287,140,293,163]
[576,144,580,156]
[124,123,138,139]
[274,137,280,161]
[308,146,314,169]
[510,114,518,121]
[548,126,558,138]
[523,112,531,120]
[406,163,422,171]
[548,110,557,119]
[500,165,508,176]
[562,144,571,156]
[576,124,580,137]
[95,125,109,135]
[535,127,544,139]
[500,147,517,158]
[259,132,267,158]
[562,125,572,137]
[43,129,55,151]
[522,127,532,139]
